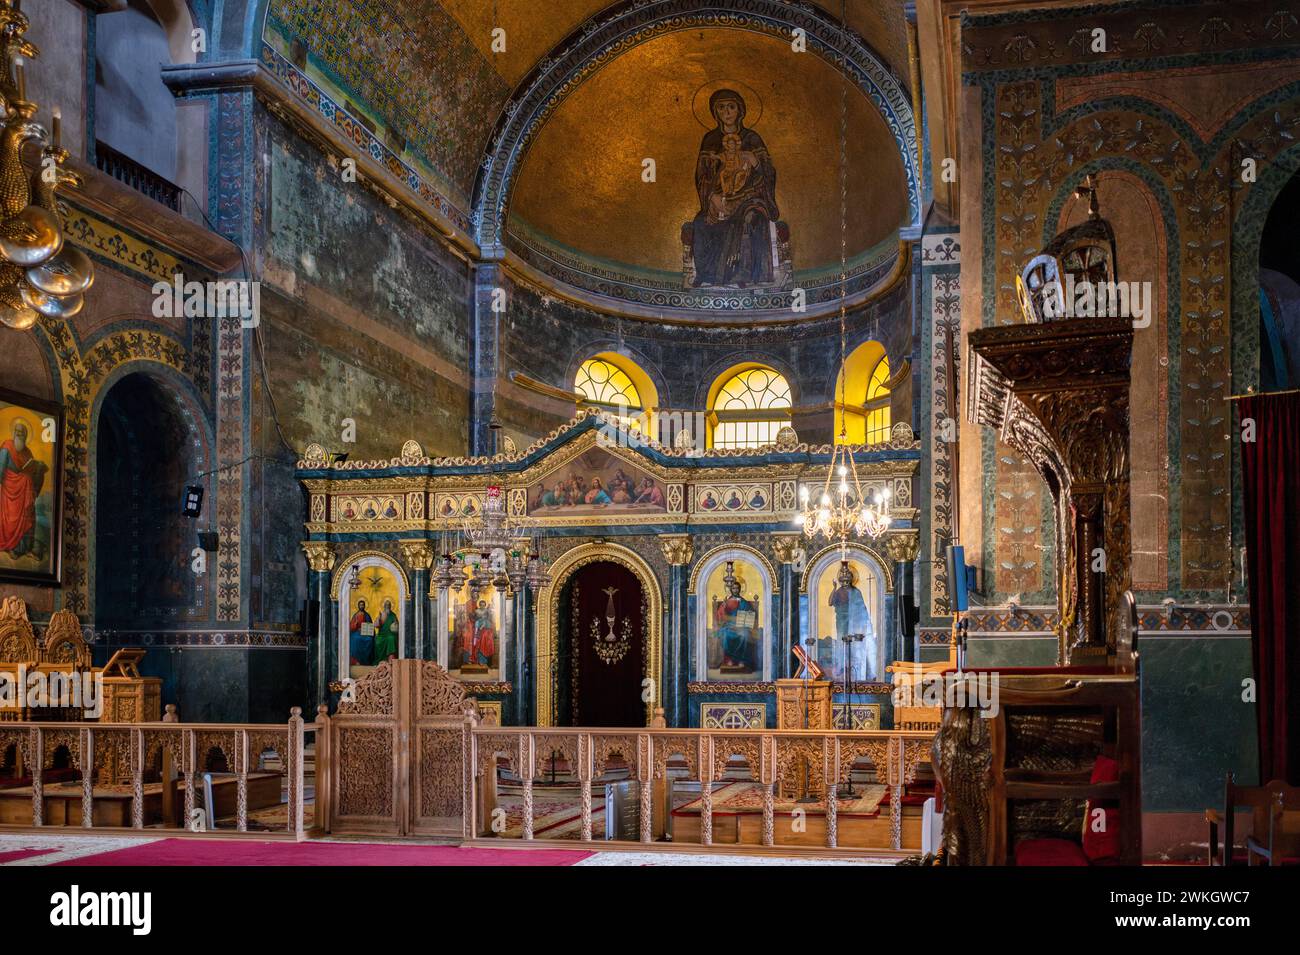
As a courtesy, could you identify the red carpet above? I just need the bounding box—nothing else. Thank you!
[0,848,57,863]
[53,838,592,867]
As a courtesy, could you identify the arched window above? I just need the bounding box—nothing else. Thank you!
[574,353,657,433]
[708,364,792,449]
[834,342,892,445]
[576,357,641,412]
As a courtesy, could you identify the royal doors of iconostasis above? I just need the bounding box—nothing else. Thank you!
[554,561,648,727]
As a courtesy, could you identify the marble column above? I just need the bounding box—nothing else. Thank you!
[659,535,692,728]
[300,542,336,711]
[885,531,921,664]
[512,583,529,726]
[400,541,434,660]
[772,535,803,679]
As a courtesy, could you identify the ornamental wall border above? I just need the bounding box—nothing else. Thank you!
[296,411,922,472]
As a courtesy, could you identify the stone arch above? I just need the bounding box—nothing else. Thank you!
[1046,164,1176,594]
[28,319,199,617]
[694,351,802,412]
[471,0,919,257]
[90,364,215,628]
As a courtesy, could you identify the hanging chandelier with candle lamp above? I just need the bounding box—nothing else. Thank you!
[0,0,94,331]
[431,485,552,596]
[794,3,890,549]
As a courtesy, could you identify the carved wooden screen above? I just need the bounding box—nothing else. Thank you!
[328,660,472,837]
[409,662,474,837]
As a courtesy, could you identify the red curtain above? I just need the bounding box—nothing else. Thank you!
[566,561,646,727]
[1239,393,1300,785]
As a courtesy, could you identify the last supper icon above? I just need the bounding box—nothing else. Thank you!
[682,83,793,290]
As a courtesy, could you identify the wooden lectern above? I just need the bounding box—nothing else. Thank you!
[775,678,832,798]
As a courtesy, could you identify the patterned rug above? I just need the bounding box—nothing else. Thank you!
[495,785,604,839]
[673,781,888,817]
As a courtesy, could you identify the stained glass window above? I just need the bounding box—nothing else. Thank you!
[575,357,642,418]
[710,366,792,449]
[835,347,892,445]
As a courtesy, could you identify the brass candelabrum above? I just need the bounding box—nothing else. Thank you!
[0,0,93,330]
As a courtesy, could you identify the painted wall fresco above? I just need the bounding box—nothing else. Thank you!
[0,393,60,585]
[529,450,666,515]
[260,112,472,459]
[264,0,507,209]
[510,29,907,280]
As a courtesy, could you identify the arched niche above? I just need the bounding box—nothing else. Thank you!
[334,552,409,681]
[534,542,663,726]
[1054,167,1171,593]
[92,368,214,628]
[802,543,889,682]
[690,545,776,682]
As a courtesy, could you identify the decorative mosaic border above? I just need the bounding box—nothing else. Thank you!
[259,41,473,236]
[93,630,307,648]
[507,223,903,313]
[923,230,960,619]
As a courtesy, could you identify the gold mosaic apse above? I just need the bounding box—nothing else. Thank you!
[508,28,910,277]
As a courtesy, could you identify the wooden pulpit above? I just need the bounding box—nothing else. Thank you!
[775,678,831,798]
[967,316,1132,664]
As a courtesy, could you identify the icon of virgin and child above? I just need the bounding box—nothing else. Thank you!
[452,590,497,675]
[691,88,781,288]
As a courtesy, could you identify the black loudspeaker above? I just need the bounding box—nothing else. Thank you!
[895,562,919,640]
[182,485,204,518]
[300,599,320,641]
[946,544,969,612]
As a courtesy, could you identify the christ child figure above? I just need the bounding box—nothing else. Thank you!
[709,133,756,222]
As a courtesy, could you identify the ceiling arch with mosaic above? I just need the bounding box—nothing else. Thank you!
[260,0,918,320]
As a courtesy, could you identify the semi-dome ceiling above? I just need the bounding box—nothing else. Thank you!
[263,1,915,315]
[508,27,909,285]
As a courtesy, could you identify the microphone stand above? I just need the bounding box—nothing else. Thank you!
[796,638,819,804]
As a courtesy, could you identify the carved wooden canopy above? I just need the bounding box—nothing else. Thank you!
[967,316,1133,663]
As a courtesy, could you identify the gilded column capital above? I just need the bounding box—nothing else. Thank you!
[659,534,693,566]
[884,530,920,563]
[771,534,803,565]
[400,540,435,571]
[301,541,336,574]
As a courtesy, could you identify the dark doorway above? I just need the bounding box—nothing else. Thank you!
[556,561,647,727]
[95,373,204,628]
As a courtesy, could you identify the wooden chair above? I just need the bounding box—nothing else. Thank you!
[1205,774,1300,866]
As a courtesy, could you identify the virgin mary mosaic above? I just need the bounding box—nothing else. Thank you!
[690,87,781,288]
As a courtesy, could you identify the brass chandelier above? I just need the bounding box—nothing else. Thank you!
[0,0,94,331]
[797,454,892,543]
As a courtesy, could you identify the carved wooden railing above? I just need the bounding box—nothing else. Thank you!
[0,708,319,837]
[469,726,934,851]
